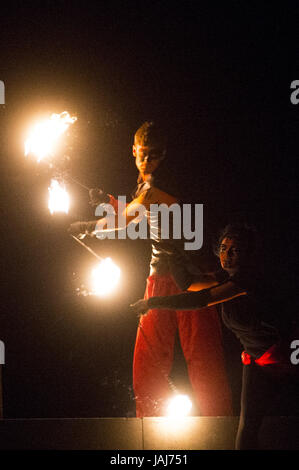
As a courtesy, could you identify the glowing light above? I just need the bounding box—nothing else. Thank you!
[90,258,121,296]
[166,394,192,419]
[24,111,77,162]
[48,179,70,214]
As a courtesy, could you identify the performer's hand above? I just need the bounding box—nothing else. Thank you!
[89,188,110,207]
[130,299,150,316]
[68,220,97,236]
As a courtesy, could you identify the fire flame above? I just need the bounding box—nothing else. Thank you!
[90,258,121,296]
[166,394,193,418]
[25,111,77,162]
[48,179,70,214]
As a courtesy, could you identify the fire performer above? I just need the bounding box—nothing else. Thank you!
[131,223,299,448]
[69,121,233,417]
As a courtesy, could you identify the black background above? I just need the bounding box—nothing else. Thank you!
[0,1,298,418]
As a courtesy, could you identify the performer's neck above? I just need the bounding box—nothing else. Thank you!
[139,171,152,181]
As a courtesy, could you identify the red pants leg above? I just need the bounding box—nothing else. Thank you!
[133,275,179,417]
[177,307,233,415]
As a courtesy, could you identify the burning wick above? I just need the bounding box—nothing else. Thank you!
[166,394,192,419]
[24,111,77,162]
[48,179,70,214]
[90,258,121,296]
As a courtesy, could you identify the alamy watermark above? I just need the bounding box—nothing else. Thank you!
[95,197,203,250]
[0,80,4,105]
[0,340,4,365]
[290,80,299,104]
[290,339,299,365]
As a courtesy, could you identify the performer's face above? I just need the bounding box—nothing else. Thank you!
[133,144,163,176]
[219,237,246,274]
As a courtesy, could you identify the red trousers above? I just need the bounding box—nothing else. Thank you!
[133,274,233,417]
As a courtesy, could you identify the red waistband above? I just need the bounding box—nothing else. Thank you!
[241,344,284,366]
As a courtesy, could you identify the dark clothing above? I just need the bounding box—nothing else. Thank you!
[221,296,279,359]
[215,269,280,359]
[236,362,299,449]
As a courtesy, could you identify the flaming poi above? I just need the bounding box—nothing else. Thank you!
[90,258,121,296]
[167,394,193,418]
[24,111,77,162]
[48,178,70,215]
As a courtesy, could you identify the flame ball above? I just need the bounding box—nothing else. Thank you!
[167,394,193,418]
[91,258,121,296]
[25,111,77,161]
[48,179,70,214]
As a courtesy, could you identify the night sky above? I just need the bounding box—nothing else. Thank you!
[0,2,298,418]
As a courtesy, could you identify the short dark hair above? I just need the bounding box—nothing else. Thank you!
[214,222,259,257]
[134,121,167,151]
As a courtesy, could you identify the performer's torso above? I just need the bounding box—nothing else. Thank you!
[133,173,183,275]
[217,269,281,358]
